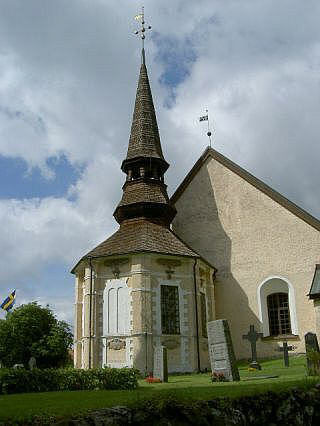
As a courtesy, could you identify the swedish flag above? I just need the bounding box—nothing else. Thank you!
[1,290,16,312]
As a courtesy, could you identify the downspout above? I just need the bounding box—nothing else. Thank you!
[89,257,93,369]
[193,258,201,373]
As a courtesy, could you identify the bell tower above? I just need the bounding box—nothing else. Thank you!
[72,13,216,374]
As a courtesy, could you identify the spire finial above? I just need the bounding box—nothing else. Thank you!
[199,109,213,148]
[134,6,152,63]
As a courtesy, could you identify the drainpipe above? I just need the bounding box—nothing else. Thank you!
[193,258,201,373]
[88,257,93,369]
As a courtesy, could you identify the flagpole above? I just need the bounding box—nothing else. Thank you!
[199,110,212,148]
[206,109,212,148]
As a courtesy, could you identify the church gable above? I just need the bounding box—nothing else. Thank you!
[172,147,320,233]
[172,148,320,358]
[172,148,320,275]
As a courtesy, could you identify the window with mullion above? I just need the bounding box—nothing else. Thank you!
[161,285,180,335]
[267,293,291,336]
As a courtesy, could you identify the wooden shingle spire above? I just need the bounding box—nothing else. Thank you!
[114,48,174,226]
[121,50,169,174]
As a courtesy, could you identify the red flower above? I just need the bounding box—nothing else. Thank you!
[145,376,162,383]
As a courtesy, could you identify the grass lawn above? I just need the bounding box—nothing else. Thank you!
[0,356,318,423]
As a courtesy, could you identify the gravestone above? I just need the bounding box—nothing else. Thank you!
[13,364,24,369]
[242,325,263,370]
[153,345,168,382]
[207,319,240,381]
[276,341,293,367]
[305,332,320,375]
[28,356,37,370]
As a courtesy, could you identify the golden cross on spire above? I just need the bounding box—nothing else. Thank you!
[134,6,152,58]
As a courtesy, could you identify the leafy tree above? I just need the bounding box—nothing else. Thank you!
[0,302,73,368]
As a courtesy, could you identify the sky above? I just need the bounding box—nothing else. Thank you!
[0,0,320,326]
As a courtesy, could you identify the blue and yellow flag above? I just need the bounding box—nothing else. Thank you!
[1,290,16,312]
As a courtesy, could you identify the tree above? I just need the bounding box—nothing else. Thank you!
[0,302,73,368]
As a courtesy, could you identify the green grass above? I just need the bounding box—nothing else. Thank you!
[0,356,318,423]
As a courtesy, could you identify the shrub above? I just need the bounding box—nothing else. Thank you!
[0,367,139,394]
[307,349,320,376]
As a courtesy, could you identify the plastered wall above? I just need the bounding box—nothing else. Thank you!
[74,253,215,373]
[173,156,320,359]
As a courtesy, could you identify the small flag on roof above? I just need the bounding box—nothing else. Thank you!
[1,290,16,312]
[199,115,208,122]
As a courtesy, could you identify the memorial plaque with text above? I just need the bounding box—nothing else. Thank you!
[207,319,240,381]
[153,345,168,382]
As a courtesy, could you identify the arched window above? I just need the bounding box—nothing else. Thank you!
[267,292,291,336]
[257,276,298,337]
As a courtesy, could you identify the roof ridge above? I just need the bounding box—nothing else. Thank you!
[171,147,320,232]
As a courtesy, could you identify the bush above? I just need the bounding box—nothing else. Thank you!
[0,367,139,394]
[307,349,320,376]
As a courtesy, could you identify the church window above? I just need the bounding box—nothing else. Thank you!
[200,293,207,337]
[161,285,180,335]
[267,293,291,336]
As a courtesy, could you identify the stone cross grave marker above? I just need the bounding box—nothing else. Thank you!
[242,324,263,370]
[276,341,293,367]
[28,356,37,370]
[305,332,320,375]
[207,319,240,381]
[153,345,168,382]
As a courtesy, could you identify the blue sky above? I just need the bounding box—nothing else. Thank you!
[0,0,320,325]
[0,155,81,199]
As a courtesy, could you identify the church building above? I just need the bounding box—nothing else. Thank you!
[72,48,216,373]
[72,46,320,372]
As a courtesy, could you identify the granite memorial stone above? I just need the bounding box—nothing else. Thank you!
[207,319,240,381]
[153,345,168,382]
[305,332,320,375]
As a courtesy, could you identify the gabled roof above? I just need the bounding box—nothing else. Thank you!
[171,147,320,232]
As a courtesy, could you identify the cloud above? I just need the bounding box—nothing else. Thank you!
[0,0,320,323]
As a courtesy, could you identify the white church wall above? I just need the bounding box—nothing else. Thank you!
[173,154,320,359]
[74,253,215,372]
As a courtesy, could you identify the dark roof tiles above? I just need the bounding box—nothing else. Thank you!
[85,219,199,259]
[118,181,169,206]
[125,64,164,162]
